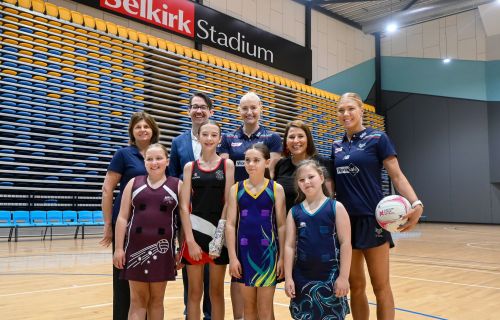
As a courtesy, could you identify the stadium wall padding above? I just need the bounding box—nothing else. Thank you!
[382,91,500,224]
[312,58,375,101]
[486,60,500,101]
[381,57,488,101]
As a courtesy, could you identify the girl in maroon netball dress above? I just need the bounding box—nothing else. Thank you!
[113,143,182,320]
[179,120,235,320]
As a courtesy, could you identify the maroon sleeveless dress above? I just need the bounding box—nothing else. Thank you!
[120,175,180,282]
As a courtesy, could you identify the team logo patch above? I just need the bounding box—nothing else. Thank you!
[336,163,360,176]
[192,172,200,179]
[335,147,343,153]
[374,227,384,238]
[299,221,307,228]
[358,142,366,149]
[163,195,174,205]
[235,160,245,167]
[215,169,224,180]
[231,142,243,147]
[343,155,350,160]
[360,132,367,138]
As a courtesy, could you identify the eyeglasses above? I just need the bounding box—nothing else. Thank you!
[190,104,209,111]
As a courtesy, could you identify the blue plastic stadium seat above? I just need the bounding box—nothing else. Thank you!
[30,210,49,226]
[46,211,64,226]
[0,211,14,241]
[93,211,104,225]
[62,211,79,225]
[13,211,31,227]
[77,211,94,225]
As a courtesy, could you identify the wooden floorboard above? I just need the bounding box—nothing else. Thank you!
[1,223,499,319]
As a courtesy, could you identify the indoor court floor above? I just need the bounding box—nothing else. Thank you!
[1,223,499,319]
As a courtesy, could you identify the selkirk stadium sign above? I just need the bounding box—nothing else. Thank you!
[75,0,312,79]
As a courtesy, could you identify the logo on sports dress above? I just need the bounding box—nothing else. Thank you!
[299,222,307,228]
[358,142,366,149]
[235,160,245,167]
[163,196,174,205]
[336,163,360,176]
[215,169,224,180]
[231,142,243,147]
[335,147,343,153]
[374,227,383,238]
[360,132,367,138]
[192,172,200,179]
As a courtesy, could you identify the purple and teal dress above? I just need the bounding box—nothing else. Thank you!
[289,198,350,320]
[234,179,279,287]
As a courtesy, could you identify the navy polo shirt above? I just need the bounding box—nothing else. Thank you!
[331,127,396,217]
[218,125,282,181]
[108,146,146,222]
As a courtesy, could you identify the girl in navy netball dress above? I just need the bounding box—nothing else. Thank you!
[179,120,235,320]
[226,143,286,320]
[284,160,351,320]
[113,143,182,320]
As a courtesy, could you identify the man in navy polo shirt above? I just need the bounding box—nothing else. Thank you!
[219,91,282,182]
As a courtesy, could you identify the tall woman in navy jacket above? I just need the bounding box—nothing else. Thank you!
[331,93,424,320]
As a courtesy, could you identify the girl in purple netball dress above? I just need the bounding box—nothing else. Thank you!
[114,144,182,320]
[226,143,286,320]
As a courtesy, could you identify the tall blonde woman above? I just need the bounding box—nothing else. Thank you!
[100,112,160,320]
[331,93,424,320]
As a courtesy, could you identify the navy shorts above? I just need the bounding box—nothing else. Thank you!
[349,215,394,250]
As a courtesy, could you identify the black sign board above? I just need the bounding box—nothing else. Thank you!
[194,5,311,79]
[68,0,312,79]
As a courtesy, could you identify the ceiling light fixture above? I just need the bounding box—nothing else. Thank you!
[386,22,398,33]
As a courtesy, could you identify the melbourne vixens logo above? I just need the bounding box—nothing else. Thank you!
[336,163,360,176]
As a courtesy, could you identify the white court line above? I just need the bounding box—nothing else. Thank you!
[443,226,500,236]
[0,282,111,297]
[392,275,500,290]
[274,302,289,307]
[81,303,112,309]
[81,298,291,310]
[81,296,185,309]
[466,242,500,251]
[393,259,500,274]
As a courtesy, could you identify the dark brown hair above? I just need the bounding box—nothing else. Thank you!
[294,159,331,203]
[189,92,213,109]
[282,120,317,157]
[128,112,160,145]
[197,120,221,136]
[245,143,271,179]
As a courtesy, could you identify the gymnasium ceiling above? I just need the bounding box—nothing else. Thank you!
[305,0,496,34]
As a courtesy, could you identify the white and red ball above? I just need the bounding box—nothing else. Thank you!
[375,195,411,232]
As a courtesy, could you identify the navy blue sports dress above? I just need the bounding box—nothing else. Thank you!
[289,198,350,320]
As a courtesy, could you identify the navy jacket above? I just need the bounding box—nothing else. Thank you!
[168,130,195,179]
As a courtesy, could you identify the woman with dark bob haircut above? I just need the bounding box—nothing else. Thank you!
[100,111,160,320]
[273,120,334,213]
